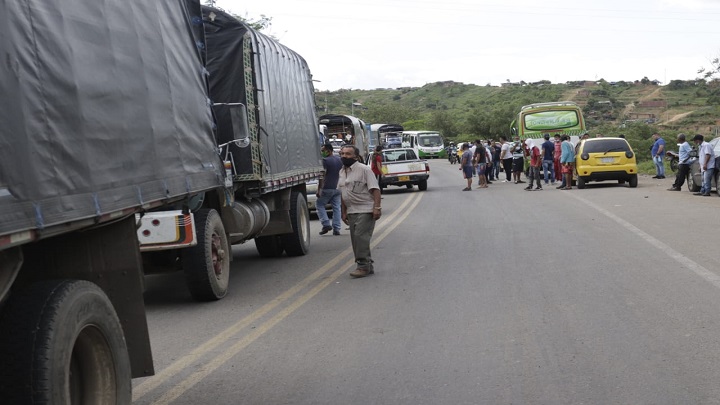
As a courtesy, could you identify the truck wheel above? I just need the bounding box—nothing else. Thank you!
[628,174,638,188]
[0,280,131,404]
[255,235,284,257]
[281,190,310,256]
[181,209,230,301]
[418,180,428,191]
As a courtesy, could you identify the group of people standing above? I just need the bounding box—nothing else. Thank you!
[667,133,717,196]
[457,134,577,191]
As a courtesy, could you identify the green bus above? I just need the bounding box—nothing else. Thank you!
[401,131,447,159]
[510,101,585,143]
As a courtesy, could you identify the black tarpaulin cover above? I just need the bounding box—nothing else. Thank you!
[0,0,224,237]
[201,7,322,180]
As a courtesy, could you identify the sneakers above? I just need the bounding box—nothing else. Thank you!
[319,226,332,235]
[462,187,471,191]
[535,186,542,190]
[667,187,681,191]
[350,267,374,278]
[524,186,533,190]
[333,230,341,235]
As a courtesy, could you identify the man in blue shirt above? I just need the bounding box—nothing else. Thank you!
[651,133,666,179]
[317,143,343,235]
[668,133,693,191]
[540,133,555,185]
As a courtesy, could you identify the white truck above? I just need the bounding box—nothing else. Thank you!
[376,148,430,191]
[0,1,321,402]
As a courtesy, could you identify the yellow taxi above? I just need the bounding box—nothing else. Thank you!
[575,138,638,188]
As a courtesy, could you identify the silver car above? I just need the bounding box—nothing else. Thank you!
[687,137,720,194]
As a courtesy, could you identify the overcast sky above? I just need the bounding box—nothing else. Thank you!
[214,0,720,91]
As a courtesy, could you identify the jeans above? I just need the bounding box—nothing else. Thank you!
[316,188,342,231]
[348,212,376,269]
[528,166,542,188]
[701,169,714,195]
[653,155,665,177]
[542,159,555,184]
[493,160,500,179]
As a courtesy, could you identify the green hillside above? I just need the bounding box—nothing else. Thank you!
[317,80,719,136]
[315,79,720,168]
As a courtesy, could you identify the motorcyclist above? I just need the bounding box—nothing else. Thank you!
[447,142,458,164]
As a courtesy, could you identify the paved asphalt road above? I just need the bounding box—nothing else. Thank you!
[134,160,720,405]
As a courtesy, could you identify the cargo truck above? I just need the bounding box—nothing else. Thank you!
[0,0,322,403]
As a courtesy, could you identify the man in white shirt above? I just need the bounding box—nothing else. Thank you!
[499,136,513,182]
[693,134,715,196]
[339,145,382,277]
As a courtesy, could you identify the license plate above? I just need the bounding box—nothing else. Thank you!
[399,176,410,182]
[601,157,614,163]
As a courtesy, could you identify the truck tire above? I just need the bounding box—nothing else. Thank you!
[255,235,284,257]
[181,209,230,301]
[418,180,428,191]
[281,190,310,257]
[0,279,131,404]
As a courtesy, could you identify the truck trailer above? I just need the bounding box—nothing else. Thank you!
[0,0,321,402]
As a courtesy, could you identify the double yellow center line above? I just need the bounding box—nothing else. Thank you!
[133,191,425,404]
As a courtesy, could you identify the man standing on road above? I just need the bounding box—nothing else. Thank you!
[473,139,488,188]
[540,133,555,185]
[317,143,343,235]
[524,139,542,190]
[339,145,382,278]
[499,137,513,182]
[511,136,525,184]
[651,133,666,179]
[668,134,693,191]
[693,134,715,197]
[460,143,473,191]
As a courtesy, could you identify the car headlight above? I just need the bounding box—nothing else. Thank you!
[581,153,589,160]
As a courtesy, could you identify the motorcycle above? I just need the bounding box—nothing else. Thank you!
[665,150,679,172]
[448,148,458,164]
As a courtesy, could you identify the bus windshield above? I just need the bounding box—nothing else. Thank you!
[524,110,579,130]
[418,133,443,147]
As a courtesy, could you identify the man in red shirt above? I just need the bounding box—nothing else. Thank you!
[524,139,543,190]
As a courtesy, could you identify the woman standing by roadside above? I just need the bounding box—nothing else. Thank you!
[559,135,575,190]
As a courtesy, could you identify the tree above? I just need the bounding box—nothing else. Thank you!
[363,104,414,125]
[203,1,274,34]
[698,56,720,80]
[428,111,459,137]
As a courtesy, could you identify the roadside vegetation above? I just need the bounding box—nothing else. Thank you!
[317,77,720,173]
